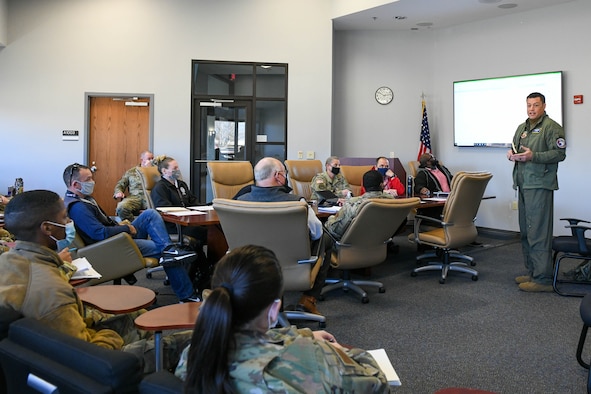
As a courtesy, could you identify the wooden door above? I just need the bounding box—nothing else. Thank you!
[88,97,150,215]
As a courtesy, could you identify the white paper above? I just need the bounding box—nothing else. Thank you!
[317,206,341,214]
[167,210,206,216]
[156,207,190,213]
[187,206,214,211]
[367,348,401,386]
[421,197,447,202]
[71,257,102,279]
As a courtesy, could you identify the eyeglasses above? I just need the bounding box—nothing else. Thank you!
[68,163,80,186]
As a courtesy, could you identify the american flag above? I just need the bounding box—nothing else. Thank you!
[417,100,432,160]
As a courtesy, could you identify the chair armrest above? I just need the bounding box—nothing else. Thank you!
[560,218,590,226]
[140,370,183,394]
[566,225,591,255]
[77,232,146,285]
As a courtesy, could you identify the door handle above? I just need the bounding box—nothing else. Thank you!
[90,161,98,172]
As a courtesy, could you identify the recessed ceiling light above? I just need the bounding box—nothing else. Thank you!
[498,3,518,8]
[416,22,433,27]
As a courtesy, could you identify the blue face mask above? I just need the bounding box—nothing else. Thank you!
[377,168,389,177]
[47,221,76,251]
[77,180,95,196]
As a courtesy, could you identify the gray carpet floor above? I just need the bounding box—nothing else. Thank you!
[135,228,591,393]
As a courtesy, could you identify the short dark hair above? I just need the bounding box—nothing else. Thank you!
[363,170,384,192]
[4,190,63,241]
[419,153,433,167]
[62,163,90,186]
[375,156,388,164]
[527,92,545,103]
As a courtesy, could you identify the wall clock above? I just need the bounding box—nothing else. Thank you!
[375,86,393,105]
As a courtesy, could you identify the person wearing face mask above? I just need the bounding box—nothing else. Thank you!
[310,156,352,202]
[360,156,405,196]
[175,245,389,393]
[151,156,210,293]
[414,153,453,196]
[237,157,332,315]
[0,190,192,373]
[113,150,155,221]
[63,163,201,303]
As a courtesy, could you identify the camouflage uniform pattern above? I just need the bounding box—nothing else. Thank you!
[325,191,394,240]
[310,171,351,201]
[114,167,150,221]
[176,326,388,393]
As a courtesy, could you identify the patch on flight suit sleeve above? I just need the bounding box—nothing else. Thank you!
[556,137,566,148]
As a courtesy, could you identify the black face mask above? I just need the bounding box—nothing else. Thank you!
[331,167,340,175]
[429,159,438,168]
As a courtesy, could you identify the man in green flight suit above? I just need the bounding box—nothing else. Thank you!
[113,150,154,221]
[508,92,566,292]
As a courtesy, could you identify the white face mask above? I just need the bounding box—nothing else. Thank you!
[267,299,281,329]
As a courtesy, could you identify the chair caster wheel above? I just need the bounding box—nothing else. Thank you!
[343,288,349,293]
[146,273,152,279]
[361,297,369,304]
[439,278,446,284]
[378,287,385,293]
[472,275,478,281]
[318,295,325,301]
[318,321,326,329]
[411,272,417,277]
[470,261,477,266]
[163,279,170,286]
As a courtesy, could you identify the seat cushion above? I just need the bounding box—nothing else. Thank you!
[552,236,591,255]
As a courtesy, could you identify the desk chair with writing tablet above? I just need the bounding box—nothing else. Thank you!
[552,218,591,297]
[212,198,326,328]
[409,172,492,284]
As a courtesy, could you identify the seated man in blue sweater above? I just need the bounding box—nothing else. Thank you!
[62,163,199,303]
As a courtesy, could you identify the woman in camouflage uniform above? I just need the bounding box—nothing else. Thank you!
[177,245,389,393]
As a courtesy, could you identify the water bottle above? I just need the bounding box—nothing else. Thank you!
[406,176,413,197]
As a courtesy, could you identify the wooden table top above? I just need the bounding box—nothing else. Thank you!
[76,285,156,314]
[134,302,201,331]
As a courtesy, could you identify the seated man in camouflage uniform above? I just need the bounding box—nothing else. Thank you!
[325,169,395,240]
[310,156,352,201]
[113,150,154,221]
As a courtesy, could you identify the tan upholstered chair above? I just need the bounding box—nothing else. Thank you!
[136,166,196,281]
[206,161,254,200]
[408,161,420,178]
[340,165,373,196]
[71,232,157,286]
[409,172,493,283]
[284,160,322,200]
[322,198,420,303]
[212,198,326,328]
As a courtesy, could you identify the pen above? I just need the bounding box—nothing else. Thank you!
[69,247,77,252]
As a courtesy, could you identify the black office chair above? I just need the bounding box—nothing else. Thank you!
[576,293,591,393]
[552,218,591,297]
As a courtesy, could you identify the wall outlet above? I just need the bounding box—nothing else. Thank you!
[511,200,518,210]
[297,151,303,159]
[389,151,395,158]
[306,151,315,159]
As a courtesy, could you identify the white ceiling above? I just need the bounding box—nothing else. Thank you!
[332,0,575,31]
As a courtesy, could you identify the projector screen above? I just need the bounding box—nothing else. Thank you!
[453,71,563,148]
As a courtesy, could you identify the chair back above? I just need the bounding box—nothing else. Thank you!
[136,166,161,209]
[284,160,322,200]
[408,161,420,178]
[207,161,254,199]
[213,198,321,290]
[340,165,373,196]
[334,197,420,269]
[440,172,493,247]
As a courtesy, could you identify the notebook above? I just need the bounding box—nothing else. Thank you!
[316,190,340,206]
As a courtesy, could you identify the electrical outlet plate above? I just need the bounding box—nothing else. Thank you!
[511,201,518,210]
[306,151,315,159]
[297,151,303,159]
